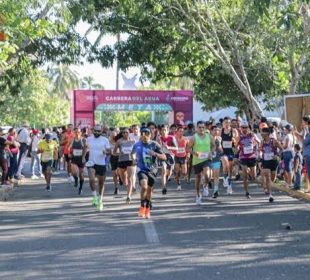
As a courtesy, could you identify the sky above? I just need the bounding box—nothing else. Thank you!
[72,22,141,90]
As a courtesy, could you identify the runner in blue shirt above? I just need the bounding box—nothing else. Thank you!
[132,127,166,219]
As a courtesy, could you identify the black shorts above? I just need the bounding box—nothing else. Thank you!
[88,164,106,177]
[41,160,53,173]
[222,153,234,161]
[118,160,133,169]
[175,156,186,165]
[110,155,119,171]
[71,159,85,169]
[240,158,257,168]
[262,159,278,171]
[64,154,71,163]
[137,171,156,187]
[193,160,212,175]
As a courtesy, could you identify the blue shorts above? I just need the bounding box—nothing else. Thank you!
[211,161,221,170]
[283,151,293,172]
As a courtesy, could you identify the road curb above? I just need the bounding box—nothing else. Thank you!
[271,182,310,201]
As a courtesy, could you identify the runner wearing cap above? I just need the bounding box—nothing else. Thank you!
[132,127,166,219]
[237,121,260,199]
[259,127,282,202]
[187,121,215,205]
[85,125,111,211]
[37,133,58,191]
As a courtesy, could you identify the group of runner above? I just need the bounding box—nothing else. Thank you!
[5,115,310,219]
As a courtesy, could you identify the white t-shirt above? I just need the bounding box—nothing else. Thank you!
[129,133,140,143]
[87,136,111,165]
[283,134,294,152]
[31,135,41,152]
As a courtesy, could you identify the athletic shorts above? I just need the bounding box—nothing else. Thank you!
[110,155,119,171]
[41,160,53,173]
[211,161,221,170]
[118,160,134,169]
[71,158,85,169]
[64,154,71,163]
[193,160,212,174]
[175,156,186,165]
[222,153,234,161]
[240,158,257,168]
[88,164,106,177]
[138,171,156,187]
[262,159,278,172]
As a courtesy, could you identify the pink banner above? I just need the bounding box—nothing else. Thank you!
[73,90,193,127]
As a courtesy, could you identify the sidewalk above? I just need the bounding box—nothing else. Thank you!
[271,182,310,201]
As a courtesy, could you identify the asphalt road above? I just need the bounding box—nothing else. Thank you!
[1,168,310,280]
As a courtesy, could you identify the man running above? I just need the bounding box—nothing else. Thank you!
[187,121,215,205]
[132,127,166,219]
[85,125,111,211]
[37,133,58,191]
[61,124,74,183]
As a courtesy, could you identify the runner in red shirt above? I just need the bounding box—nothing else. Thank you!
[61,124,74,183]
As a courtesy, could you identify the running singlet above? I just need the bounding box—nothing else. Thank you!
[262,138,277,161]
[71,139,84,160]
[192,133,211,165]
[175,137,188,158]
[239,134,256,160]
[118,139,135,162]
[132,140,163,174]
[221,128,234,155]
[160,135,177,154]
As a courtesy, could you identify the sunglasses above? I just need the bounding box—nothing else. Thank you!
[241,127,248,129]
[141,132,150,135]
[94,130,101,133]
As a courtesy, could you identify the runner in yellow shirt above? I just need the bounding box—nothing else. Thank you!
[37,133,58,191]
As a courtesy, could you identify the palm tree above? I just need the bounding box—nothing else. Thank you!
[81,75,104,89]
[48,64,80,100]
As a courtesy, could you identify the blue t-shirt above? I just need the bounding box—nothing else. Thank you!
[132,140,163,174]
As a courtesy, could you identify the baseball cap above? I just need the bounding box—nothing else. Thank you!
[240,120,249,127]
[45,133,52,140]
[32,129,39,135]
[140,127,151,134]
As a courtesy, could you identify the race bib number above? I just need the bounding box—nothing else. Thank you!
[177,147,186,153]
[244,145,253,154]
[222,141,233,149]
[122,146,132,154]
[162,147,170,154]
[264,152,274,161]
[73,149,83,157]
[41,153,52,161]
[198,152,209,159]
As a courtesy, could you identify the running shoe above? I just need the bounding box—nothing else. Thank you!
[97,202,103,211]
[162,188,167,195]
[227,186,233,195]
[235,174,241,181]
[195,195,202,205]
[40,174,45,178]
[78,187,82,195]
[74,177,78,188]
[92,196,99,207]
[46,185,52,192]
[145,208,151,219]
[114,187,119,195]
[138,206,146,217]
[212,191,219,198]
[31,175,38,180]
[177,185,182,191]
[245,192,251,199]
[202,186,209,197]
[223,177,228,187]
[269,195,274,203]
[126,197,131,204]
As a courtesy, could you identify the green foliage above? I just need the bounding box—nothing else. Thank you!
[95,111,150,127]
[0,69,70,127]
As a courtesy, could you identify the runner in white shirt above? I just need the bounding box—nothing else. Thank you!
[85,125,111,211]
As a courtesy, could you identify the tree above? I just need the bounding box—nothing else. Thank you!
[48,64,80,100]
[81,75,104,89]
